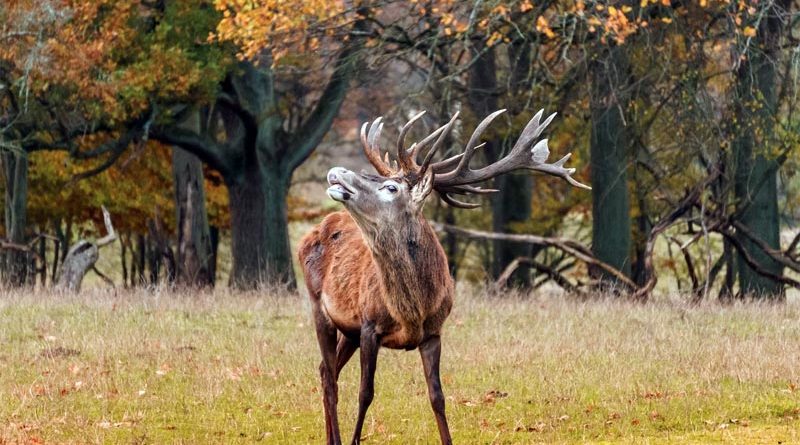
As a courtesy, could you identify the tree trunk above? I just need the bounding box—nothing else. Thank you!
[468,42,533,287]
[228,163,293,289]
[56,241,99,292]
[135,233,146,286]
[731,1,787,298]
[589,44,633,286]
[173,133,213,287]
[443,206,459,278]
[56,207,116,292]
[2,151,29,286]
[147,234,160,285]
[120,235,129,288]
[152,35,362,290]
[490,174,533,286]
[37,233,46,286]
[209,225,219,285]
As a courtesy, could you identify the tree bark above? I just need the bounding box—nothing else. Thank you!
[468,42,533,287]
[227,162,293,288]
[120,235,129,288]
[172,111,214,287]
[135,233,146,286]
[589,44,633,285]
[209,225,219,286]
[56,207,116,292]
[2,151,29,286]
[57,241,99,292]
[37,233,46,286]
[731,0,787,298]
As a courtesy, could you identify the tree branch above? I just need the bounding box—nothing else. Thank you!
[632,169,721,301]
[495,256,583,296]
[286,20,366,172]
[432,222,638,291]
[68,124,147,183]
[716,228,800,289]
[150,125,234,178]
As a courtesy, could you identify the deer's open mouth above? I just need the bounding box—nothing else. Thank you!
[327,178,355,202]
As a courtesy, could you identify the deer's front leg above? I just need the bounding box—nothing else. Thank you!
[312,302,342,445]
[350,322,379,445]
[420,335,452,445]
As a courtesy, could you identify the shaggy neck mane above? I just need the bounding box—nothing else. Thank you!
[360,212,448,329]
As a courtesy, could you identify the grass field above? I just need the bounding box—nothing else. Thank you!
[0,287,798,444]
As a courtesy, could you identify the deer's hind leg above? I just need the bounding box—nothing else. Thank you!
[335,334,358,379]
[313,301,343,445]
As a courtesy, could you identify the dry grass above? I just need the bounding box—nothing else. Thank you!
[0,286,798,444]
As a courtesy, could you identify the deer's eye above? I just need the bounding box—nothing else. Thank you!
[384,184,398,193]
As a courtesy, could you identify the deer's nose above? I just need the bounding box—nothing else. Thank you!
[327,167,349,185]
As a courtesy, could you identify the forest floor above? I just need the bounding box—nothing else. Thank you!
[0,287,798,444]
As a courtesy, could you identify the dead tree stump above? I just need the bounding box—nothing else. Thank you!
[56,207,117,292]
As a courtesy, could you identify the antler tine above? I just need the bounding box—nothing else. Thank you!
[406,117,450,158]
[430,142,486,173]
[438,184,499,195]
[439,192,482,209]
[437,109,506,182]
[528,145,592,189]
[360,117,393,176]
[511,109,557,155]
[418,111,460,178]
[396,110,427,172]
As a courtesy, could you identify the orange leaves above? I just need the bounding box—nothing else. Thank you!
[2,0,225,123]
[536,16,556,39]
[212,0,348,62]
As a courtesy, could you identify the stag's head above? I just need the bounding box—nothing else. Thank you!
[327,109,590,230]
[326,166,435,228]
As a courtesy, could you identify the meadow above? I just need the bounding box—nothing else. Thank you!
[0,287,798,444]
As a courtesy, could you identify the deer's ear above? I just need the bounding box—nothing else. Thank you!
[411,169,435,209]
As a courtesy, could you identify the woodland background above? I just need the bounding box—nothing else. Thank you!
[1,0,800,301]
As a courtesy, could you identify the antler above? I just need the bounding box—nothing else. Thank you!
[359,108,588,209]
[361,110,458,181]
[431,108,590,208]
[360,117,394,176]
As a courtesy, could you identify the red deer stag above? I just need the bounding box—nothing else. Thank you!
[298,108,590,445]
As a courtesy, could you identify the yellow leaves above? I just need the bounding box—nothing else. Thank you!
[439,12,468,37]
[602,3,636,44]
[520,1,534,13]
[743,26,757,37]
[576,0,586,15]
[491,4,510,17]
[536,16,556,39]
[212,0,348,62]
[487,31,504,47]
